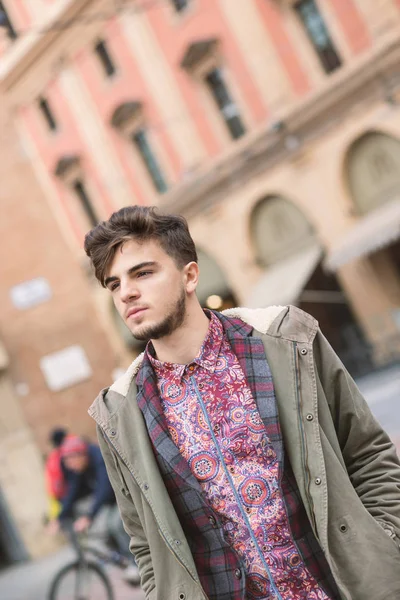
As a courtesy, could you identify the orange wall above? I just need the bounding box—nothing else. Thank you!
[74,17,181,194]
[14,0,381,244]
[20,78,114,244]
[254,0,311,96]
[11,1,32,30]
[326,0,371,54]
[146,0,268,156]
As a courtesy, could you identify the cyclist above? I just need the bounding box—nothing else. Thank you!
[45,427,72,521]
[52,435,140,585]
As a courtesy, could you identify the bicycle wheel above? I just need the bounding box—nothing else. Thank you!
[48,559,114,600]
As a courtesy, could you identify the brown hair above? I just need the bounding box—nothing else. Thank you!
[84,206,198,286]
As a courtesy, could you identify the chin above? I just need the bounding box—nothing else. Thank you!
[130,324,152,341]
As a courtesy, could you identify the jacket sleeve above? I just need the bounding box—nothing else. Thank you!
[97,426,156,598]
[58,471,82,522]
[313,330,400,543]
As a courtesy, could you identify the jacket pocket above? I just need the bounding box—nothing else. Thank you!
[376,520,400,554]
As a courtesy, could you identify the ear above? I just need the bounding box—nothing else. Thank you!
[183,261,200,294]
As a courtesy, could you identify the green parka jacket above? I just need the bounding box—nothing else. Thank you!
[89,306,400,600]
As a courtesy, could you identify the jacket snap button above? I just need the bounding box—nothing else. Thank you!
[143,483,149,490]
[178,594,186,600]
[300,348,308,355]
[315,477,322,485]
[234,568,242,579]
[110,429,116,437]
[174,539,181,545]
[306,413,314,422]
[340,524,348,532]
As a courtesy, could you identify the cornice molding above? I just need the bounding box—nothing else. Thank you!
[0,0,98,90]
[163,33,400,218]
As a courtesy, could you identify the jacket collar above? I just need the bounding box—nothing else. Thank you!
[88,304,319,426]
[108,305,286,399]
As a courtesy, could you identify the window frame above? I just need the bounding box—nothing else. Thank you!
[72,179,99,228]
[170,0,190,13]
[294,0,342,74]
[204,67,246,140]
[38,96,58,132]
[0,1,17,40]
[131,129,168,195]
[94,38,117,78]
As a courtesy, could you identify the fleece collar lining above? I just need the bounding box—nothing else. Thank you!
[109,306,285,397]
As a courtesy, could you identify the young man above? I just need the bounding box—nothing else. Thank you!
[85,206,400,600]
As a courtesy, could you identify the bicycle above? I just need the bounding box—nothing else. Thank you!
[47,522,136,600]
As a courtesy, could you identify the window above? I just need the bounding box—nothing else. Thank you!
[132,130,168,194]
[204,68,245,140]
[38,96,58,131]
[0,1,17,40]
[295,0,341,74]
[72,180,99,227]
[94,39,116,77]
[171,0,189,12]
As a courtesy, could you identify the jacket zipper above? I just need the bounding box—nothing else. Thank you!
[293,342,317,533]
[103,430,205,592]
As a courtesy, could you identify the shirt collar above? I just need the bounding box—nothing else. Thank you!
[146,310,224,380]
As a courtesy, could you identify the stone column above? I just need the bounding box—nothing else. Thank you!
[337,249,400,364]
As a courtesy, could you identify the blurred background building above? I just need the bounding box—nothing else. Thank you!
[1,0,400,566]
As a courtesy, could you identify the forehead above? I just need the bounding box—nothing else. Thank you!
[107,239,173,276]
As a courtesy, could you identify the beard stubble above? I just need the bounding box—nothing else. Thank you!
[131,286,187,342]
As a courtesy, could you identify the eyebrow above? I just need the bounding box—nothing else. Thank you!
[104,261,157,288]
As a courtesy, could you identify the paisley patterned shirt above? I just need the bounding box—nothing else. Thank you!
[147,313,331,600]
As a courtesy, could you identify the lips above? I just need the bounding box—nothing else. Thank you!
[126,307,147,320]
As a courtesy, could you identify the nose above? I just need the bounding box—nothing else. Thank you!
[120,279,140,303]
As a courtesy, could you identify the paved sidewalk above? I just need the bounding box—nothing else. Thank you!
[0,545,145,600]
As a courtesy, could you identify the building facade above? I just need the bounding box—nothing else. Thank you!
[1,0,400,561]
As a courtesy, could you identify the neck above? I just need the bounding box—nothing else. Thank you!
[151,301,211,364]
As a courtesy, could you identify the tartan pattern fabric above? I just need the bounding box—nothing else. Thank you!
[136,311,340,599]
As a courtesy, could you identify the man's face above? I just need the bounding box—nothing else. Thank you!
[64,453,88,473]
[106,239,190,341]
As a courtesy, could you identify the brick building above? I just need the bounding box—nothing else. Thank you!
[1,0,400,562]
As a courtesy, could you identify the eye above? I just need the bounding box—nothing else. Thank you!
[109,282,119,292]
[137,271,152,278]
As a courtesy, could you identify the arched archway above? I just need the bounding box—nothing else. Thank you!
[336,131,400,371]
[346,131,400,216]
[251,195,316,267]
[196,248,237,311]
[248,196,322,307]
[326,131,400,273]
[342,131,400,275]
[248,195,368,375]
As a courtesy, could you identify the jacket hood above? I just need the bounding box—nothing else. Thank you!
[88,305,318,422]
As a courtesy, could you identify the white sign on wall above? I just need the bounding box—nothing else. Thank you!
[40,345,92,392]
[10,277,52,310]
